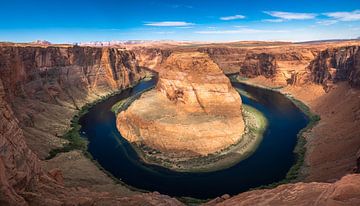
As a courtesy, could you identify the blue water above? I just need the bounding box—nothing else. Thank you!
[79,78,309,199]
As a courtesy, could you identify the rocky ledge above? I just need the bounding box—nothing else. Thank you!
[117,52,245,160]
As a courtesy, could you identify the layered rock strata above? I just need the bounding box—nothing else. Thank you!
[205,174,360,206]
[1,42,360,205]
[308,46,360,89]
[117,52,244,156]
[0,45,142,158]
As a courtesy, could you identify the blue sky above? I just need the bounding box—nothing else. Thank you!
[0,0,359,43]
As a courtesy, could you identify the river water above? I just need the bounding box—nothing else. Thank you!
[79,78,308,199]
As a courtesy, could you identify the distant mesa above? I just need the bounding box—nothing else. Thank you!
[31,40,52,45]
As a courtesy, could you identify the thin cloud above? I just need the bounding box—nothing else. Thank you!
[323,10,360,21]
[171,4,193,9]
[233,25,248,28]
[175,26,194,29]
[144,21,194,27]
[264,11,317,20]
[195,28,289,34]
[263,19,284,23]
[317,20,338,25]
[220,14,245,21]
[154,31,175,34]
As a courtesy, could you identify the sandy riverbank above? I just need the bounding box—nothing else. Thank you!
[239,75,360,182]
[121,102,267,173]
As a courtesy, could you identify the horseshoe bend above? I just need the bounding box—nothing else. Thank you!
[117,52,245,157]
[2,1,360,205]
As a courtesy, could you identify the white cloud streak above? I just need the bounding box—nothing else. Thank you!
[220,14,246,20]
[323,10,360,21]
[264,11,317,20]
[316,20,338,25]
[263,19,284,23]
[144,21,194,27]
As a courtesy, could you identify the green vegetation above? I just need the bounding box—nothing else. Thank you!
[284,95,320,181]
[234,82,322,190]
[235,87,257,101]
[176,196,210,206]
[111,85,155,114]
[46,104,90,160]
[45,78,154,193]
[46,79,143,160]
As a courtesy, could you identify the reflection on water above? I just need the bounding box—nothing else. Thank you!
[79,79,308,199]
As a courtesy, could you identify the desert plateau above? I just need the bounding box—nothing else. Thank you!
[1,1,360,205]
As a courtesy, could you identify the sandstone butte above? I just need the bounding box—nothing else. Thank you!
[117,52,245,156]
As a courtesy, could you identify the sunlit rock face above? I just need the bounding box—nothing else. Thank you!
[117,52,245,156]
[308,46,360,89]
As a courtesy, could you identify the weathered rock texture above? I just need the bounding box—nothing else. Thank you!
[0,45,183,206]
[308,46,360,89]
[135,42,360,87]
[117,52,244,156]
[240,53,277,78]
[0,45,142,159]
[132,47,172,71]
[204,174,360,206]
[1,41,360,205]
[0,79,40,205]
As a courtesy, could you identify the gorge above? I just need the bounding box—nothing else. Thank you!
[1,41,360,205]
[116,52,252,171]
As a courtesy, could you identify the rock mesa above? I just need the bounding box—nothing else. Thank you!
[117,52,245,156]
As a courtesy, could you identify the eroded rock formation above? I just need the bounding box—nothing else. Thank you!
[132,47,172,71]
[0,45,142,158]
[308,46,360,89]
[240,53,277,78]
[205,174,360,206]
[117,52,244,156]
[1,41,360,205]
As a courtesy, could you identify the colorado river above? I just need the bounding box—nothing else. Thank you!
[79,78,309,199]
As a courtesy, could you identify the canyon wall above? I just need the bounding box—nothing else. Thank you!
[0,78,40,205]
[0,45,180,205]
[0,45,142,159]
[1,42,360,205]
[132,47,172,71]
[134,44,360,88]
[135,45,316,86]
[205,174,360,206]
[308,46,360,89]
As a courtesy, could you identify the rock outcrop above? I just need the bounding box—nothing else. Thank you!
[117,52,244,156]
[0,78,40,205]
[240,53,277,78]
[2,41,360,205]
[0,44,164,205]
[205,174,360,206]
[132,47,172,71]
[308,46,360,89]
[0,45,142,158]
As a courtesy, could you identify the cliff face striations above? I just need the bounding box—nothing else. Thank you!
[0,79,41,205]
[240,53,277,78]
[308,46,360,89]
[117,52,245,156]
[0,45,142,159]
[1,41,360,205]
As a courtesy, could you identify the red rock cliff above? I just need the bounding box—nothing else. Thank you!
[0,45,143,158]
[308,46,360,89]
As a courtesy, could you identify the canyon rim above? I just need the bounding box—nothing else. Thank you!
[1,0,360,205]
